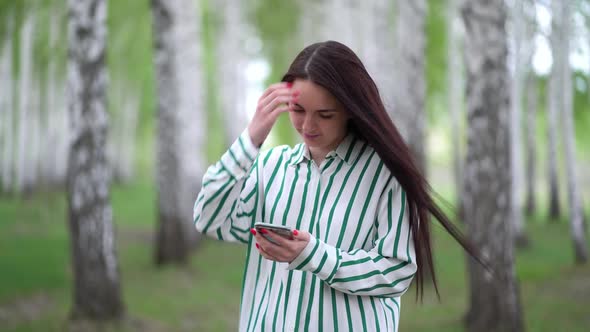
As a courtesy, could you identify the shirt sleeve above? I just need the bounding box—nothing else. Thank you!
[287,180,417,298]
[193,129,261,244]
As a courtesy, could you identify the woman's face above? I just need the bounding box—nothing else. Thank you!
[288,79,350,156]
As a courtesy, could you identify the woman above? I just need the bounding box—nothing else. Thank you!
[194,41,479,331]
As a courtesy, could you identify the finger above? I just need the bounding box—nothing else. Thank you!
[260,82,292,100]
[292,229,310,242]
[256,242,278,261]
[265,230,293,247]
[255,229,278,249]
[260,90,296,113]
[269,105,291,119]
[262,95,294,114]
[260,85,298,107]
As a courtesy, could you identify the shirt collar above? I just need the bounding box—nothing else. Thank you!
[288,132,359,167]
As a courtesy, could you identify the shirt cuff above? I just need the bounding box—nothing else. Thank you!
[287,236,341,282]
[220,129,260,178]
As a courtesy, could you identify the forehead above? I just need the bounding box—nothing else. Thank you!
[292,79,341,109]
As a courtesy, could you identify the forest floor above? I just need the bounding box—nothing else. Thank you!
[0,180,589,331]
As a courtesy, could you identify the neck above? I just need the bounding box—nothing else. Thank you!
[309,147,327,166]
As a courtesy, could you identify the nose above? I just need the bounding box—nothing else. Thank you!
[302,114,317,133]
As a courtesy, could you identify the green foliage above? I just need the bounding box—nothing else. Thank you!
[425,0,449,125]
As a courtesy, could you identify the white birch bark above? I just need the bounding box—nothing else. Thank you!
[56,81,69,184]
[365,0,395,113]
[1,29,14,193]
[547,0,562,219]
[66,0,124,319]
[461,0,524,330]
[391,0,428,172]
[508,0,527,246]
[215,0,249,143]
[297,0,327,46]
[556,0,588,263]
[46,12,66,186]
[16,14,35,194]
[523,0,538,217]
[448,0,465,202]
[524,74,537,216]
[151,0,206,264]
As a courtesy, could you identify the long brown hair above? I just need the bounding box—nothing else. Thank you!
[282,40,484,299]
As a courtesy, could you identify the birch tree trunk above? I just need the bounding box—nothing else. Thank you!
[46,13,67,187]
[392,0,428,172]
[509,0,527,247]
[1,30,14,194]
[365,0,395,114]
[16,14,35,195]
[297,0,326,46]
[29,78,41,191]
[524,74,537,216]
[215,0,249,144]
[66,0,124,319]
[151,0,206,264]
[448,0,465,203]
[461,0,524,331]
[555,0,588,264]
[547,2,561,220]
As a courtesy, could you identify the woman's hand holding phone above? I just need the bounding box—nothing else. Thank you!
[251,224,310,263]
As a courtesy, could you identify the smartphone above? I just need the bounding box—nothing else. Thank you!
[254,222,294,244]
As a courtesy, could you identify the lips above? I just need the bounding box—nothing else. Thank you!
[304,133,320,139]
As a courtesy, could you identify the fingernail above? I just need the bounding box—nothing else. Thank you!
[286,82,293,88]
[256,243,260,249]
[260,228,268,234]
[250,228,257,236]
[293,230,299,236]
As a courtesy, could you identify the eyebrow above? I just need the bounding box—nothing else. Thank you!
[293,103,338,113]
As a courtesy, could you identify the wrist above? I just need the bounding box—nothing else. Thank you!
[248,126,263,148]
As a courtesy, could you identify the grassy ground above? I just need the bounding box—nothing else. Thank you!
[0,180,589,331]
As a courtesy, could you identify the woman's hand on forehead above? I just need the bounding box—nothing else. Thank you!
[248,82,299,147]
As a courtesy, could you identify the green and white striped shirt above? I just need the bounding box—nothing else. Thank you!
[194,129,416,332]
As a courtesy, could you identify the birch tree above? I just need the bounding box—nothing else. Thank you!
[46,12,69,187]
[508,0,527,246]
[364,0,395,115]
[461,0,524,330]
[16,14,35,194]
[151,0,206,264]
[1,23,14,194]
[523,0,538,217]
[447,0,465,202]
[214,0,249,143]
[554,0,588,263]
[392,0,428,172]
[546,0,561,220]
[524,74,538,216]
[66,0,124,319]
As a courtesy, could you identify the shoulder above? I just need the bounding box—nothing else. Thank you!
[356,141,402,195]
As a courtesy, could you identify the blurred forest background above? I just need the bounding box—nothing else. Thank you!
[0,0,589,331]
